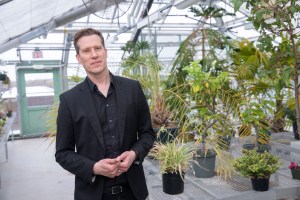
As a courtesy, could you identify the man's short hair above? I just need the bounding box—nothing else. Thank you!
[73,28,105,54]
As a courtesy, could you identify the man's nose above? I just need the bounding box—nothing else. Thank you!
[91,49,98,57]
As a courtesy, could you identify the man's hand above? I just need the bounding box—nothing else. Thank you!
[93,151,137,178]
[115,150,137,173]
[93,158,121,178]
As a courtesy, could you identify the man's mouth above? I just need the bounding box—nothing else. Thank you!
[91,61,101,65]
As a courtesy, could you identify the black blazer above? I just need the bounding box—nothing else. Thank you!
[55,76,155,200]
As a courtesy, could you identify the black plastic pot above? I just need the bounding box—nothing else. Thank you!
[291,168,300,180]
[242,143,255,150]
[192,149,216,178]
[153,127,178,144]
[256,144,271,153]
[0,74,5,81]
[162,172,184,195]
[293,122,299,140]
[6,110,12,117]
[251,177,269,191]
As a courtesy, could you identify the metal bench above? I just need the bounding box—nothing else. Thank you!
[0,112,16,188]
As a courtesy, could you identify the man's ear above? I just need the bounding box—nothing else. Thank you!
[104,48,108,57]
[76,54,81,64]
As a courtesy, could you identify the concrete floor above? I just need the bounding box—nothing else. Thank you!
[0,137,74,200]
[1,136,300,200]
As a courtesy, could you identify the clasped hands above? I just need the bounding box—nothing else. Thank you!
[93,150,136,178]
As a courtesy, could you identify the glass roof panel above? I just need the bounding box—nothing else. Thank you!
[0,0,83,45]
[0,0,267,74]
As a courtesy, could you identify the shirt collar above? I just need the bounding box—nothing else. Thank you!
[86,72,114,92]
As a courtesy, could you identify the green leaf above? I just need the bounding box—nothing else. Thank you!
[230,0,245,13]
[255,10,265,21]
[192,85,200,93]
[199,108,208,115]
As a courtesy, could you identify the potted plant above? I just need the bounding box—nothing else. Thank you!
[150,94,178,143]
[240,101,273,152]
[5,99,13,117]
[0,71,8,81]
[183,61,241,178]
[122,52,178,143]
[149,138,196,195]
[284,101,299,140]
[233,149,281,191]
[230,0,300,150]
[2,73,10,85]
[288,162,300,180]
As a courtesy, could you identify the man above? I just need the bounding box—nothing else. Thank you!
[55,28,155,200]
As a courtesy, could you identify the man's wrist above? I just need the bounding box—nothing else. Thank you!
[131,149,138,160]
[92,162,97,175]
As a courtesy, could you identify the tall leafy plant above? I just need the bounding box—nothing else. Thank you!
[167,5,234,96]
[121,53,177,129]
[183,61,240,147]
[230,0,300,138]
[182,61,243,178]
[230,38,285,134]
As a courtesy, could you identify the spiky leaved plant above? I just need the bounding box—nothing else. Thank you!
[151,94,175,128]
[149,138,196,177]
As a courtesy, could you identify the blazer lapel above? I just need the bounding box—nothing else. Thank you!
[78,80,106,149]
[114,77,126,145]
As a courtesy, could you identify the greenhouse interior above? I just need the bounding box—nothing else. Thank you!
[1,0,300,199]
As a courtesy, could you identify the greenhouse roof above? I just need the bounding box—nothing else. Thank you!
[0,0,262,71]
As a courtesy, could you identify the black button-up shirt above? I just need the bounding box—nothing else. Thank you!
[86,75,126,186]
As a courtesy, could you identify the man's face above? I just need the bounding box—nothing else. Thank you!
[76,34,107,76]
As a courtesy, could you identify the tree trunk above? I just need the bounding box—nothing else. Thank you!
[271,99,285,132]
[201,29,205,60]
[291,34,300,139]
[294,75,300,138]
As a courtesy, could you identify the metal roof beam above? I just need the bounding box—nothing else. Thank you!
[0,1,122,54]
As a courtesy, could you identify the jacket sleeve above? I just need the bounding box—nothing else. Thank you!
[131,81,155,163]
[55,94,96,183]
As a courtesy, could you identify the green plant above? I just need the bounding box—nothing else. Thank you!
[230,37,287,133]
[175,60,243,179]
[230,0,300,142]
[240,100,273,144]
[121,40,150,64]
[229,38,284,136]
[45,102,59,144]
[0,109,7,133]
[283,98,296,122]
[68,75,83,83]
[285,107,296,122]
[190,6,235,19]
[122,53,177,129]
[151,94,176,129]
[2,75,10,85]
[233,149,281,178]
[0,117,6,127]
[166,6,235,115]
[149,138,196,177]
[183,61,239,146]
